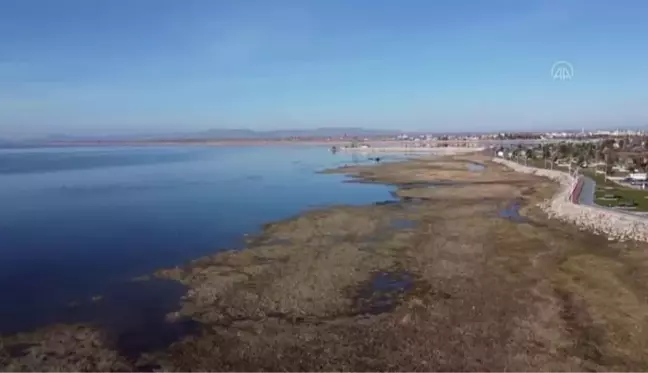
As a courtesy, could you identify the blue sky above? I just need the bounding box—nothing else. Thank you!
[1,0,647,137]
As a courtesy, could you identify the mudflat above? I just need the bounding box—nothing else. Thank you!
[4,154,648,371]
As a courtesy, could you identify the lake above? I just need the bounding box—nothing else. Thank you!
[0,145,405,335]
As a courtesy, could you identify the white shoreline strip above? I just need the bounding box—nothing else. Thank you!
[340,146,485,154]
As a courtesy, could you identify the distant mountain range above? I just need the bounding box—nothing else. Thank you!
[198,127,398,139]
[26,127,400,142]
[6,125,646,145]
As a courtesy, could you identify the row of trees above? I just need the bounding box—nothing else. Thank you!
[502,137,648,174]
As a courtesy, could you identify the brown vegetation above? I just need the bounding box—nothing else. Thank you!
[4,153,648,371]
[0,325,131,372]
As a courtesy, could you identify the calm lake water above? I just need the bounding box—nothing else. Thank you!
[0,145,405,335]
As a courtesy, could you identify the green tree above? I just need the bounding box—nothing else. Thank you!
[525,149,534,160]
[541,144,551,159]
[586,143,596,163]
[603,148,617,175]
[577,153,586,166]
[558,142,570,160]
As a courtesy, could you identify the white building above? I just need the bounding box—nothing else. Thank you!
[629,173,648,181]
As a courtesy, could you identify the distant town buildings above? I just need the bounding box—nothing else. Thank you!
[388,128,646,143]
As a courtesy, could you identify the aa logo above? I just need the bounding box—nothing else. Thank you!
[551,61,574,81]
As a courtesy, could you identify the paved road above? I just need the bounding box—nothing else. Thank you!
[578,176,595,205]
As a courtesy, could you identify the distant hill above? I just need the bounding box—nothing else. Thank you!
[28,127,400,142]
[197,127,397,139]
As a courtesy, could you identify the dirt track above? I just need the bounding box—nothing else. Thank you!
[4,154,648,371]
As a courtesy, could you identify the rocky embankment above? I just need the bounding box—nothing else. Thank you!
[493,158,648,242]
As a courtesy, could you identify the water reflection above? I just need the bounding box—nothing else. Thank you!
[0,145,395,334]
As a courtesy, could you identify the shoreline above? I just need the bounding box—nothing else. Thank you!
[338,146,485,154]
[5,154,648,371]
[493,158,648,242]
[35,138,583,148]
[27,138,559,149]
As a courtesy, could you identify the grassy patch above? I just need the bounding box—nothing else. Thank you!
[584,171,648,211]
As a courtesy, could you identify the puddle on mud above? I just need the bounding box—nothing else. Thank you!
[372,272,413,292]
[375,191,427,207]
[375,200,399,206]
[498,200,529,223]
[399,196,427,204]
[392,191,427,205]
[374,190,413,206]
[400,181,458,190]
[467,162,486,172]
[355,271,414,314]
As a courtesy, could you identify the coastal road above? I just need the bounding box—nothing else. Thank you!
[578,176,595,205]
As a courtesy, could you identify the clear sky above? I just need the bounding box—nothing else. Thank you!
[1,0,647,137]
